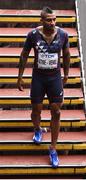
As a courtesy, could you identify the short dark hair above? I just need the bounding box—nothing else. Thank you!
[41,6,53,19]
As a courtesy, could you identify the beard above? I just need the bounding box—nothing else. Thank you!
[44,24,55,31]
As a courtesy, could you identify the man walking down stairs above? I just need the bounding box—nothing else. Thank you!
[17,6,70,168]
[0,0,85,178]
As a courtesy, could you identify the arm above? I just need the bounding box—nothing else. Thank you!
[17,30,33,91]
[62,47,70,85]
[17,48,29,91]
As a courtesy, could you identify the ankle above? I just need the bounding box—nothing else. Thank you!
[34,127,41,131]
[49,145,56,151]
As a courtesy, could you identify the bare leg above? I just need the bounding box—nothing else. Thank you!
[50,102,62,150]
[31,103,43,130]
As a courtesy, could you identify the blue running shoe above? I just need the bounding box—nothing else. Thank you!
[33,129,42,144]
[49,149,59,168]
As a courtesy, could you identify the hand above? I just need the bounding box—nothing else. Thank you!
[17,78,24,91]
[63,75,68,86]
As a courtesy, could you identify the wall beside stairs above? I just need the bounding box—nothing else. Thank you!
[0,0,75,9]
[77,0,86,88]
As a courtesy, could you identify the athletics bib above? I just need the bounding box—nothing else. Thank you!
[38,52,58,69]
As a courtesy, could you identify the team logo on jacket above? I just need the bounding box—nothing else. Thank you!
[36,41,47,52]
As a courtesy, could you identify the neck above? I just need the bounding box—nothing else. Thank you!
[43,27,55,36]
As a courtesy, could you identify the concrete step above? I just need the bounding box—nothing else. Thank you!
[0,27,77,43]
[0,109,85,128]
[0,10,76,23]
[0,131,85,152]
[0,154,85,177]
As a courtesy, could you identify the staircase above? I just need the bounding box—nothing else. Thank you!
[0,0,86,179]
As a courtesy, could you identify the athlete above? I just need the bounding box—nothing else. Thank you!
[17,6,70,168]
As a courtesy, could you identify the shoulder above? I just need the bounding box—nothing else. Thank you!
[31,26,42,34]
[57,27,68,37]
[27,28,38,37]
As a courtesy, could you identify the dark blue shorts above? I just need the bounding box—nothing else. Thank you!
[30,71,64,104]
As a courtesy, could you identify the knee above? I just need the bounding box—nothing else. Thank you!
[50,103,61,119]
[51,109,60,119]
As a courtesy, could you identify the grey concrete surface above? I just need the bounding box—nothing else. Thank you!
[77,0,86,86]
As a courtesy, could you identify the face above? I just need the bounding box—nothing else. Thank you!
[42,13,56,31]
